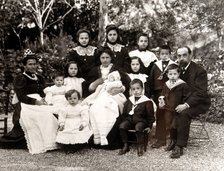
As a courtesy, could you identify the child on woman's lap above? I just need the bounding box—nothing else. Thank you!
[44,72,67,107]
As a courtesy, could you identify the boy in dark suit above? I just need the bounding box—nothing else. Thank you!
[150,45,176,148]
[118,79,155,156]
[169,46,211,158]
[158,64,191,153]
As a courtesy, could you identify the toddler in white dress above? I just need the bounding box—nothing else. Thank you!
[56,89,92,153]
[44,72,67,106]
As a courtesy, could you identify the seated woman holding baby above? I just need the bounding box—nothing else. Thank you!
[83,47,131,149]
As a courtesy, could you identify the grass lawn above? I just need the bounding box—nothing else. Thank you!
[0,122,224,171]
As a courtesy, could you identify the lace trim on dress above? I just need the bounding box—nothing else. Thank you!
[107,43,124,52]
[73,46,96,56]
[20,116,58,155]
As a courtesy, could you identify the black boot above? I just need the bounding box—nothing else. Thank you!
[136,132,144,156]
[170,145,183,159]
[137,144,143,156]
[165,139,176,151]
[165,128,177,151]
[118,143,129,155]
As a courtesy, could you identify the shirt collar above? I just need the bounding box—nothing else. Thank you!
[184,61,191,70]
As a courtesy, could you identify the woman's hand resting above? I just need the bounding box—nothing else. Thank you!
[35,99,47,105]
[79,124,84,131]
[58,123,65,131]
[108,87,122,96]
[89,78,104,92]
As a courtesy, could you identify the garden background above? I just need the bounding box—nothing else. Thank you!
[0,0,224,123]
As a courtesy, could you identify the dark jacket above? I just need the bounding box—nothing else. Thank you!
[180,61,211,113]
[122,95,155,128]
[14,72,45,105]
[161,79,191,112]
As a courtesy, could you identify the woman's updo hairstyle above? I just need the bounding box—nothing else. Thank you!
[95,47,114,65]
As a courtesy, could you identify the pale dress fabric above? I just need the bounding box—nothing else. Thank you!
[129,49,158,67]
[83,73,127,146]
[20,94,59,154]
[128,73,148,83]
[44,85,68,106]
[64,77,85,97]
[56,103,92,144]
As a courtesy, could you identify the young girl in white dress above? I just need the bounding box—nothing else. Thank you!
[129,33,158,75]
[44,72,67,106]
[64,61,88,98]
[56,89,92,153]
[128,57,150,97]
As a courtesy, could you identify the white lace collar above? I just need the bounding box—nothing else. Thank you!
[23,72,38,80]
[107,43,124,52]
[73,45,96,56]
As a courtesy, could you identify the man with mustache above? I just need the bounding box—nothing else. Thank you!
[167,46,211,158]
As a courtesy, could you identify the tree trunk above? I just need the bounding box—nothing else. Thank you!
[98,0,109,45]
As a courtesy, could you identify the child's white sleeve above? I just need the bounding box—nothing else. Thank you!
[44,87,53,105]
[57,109,67,125]
[80,105,90,127]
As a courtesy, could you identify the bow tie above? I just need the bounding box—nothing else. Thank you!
[162,61,169,64]
[170,80,176,84]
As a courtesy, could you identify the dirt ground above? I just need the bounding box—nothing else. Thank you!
[0,119,224,171]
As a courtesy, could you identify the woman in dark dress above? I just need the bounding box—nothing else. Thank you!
[0,54,46,149]
[86,47,131,149]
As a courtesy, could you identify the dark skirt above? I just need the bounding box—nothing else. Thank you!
[0,103,27,149]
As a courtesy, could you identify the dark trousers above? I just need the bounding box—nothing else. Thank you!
[170,106,206,147]
[155,109,174,143]
[119,119,147,144]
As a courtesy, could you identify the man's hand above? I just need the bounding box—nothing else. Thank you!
[175,104,188,113]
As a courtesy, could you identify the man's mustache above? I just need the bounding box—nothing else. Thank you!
[178,60,188,67]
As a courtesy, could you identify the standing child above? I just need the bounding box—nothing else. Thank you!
[64,61,88,98]
[157,64,191,153]
[118,79,155,156]
[66,29,97,79]
[101,24,130,72]
[150,45,176,148]
[127,56,150,97]
[56,89,92,153]
[129,33,158,76]
[44,72,67,106]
